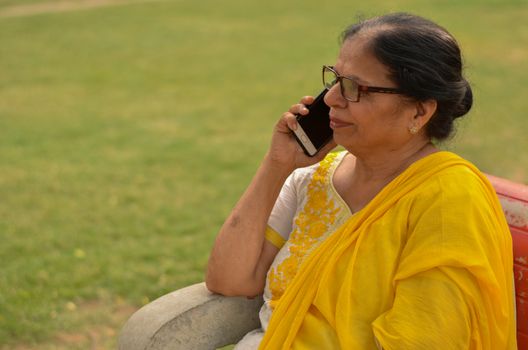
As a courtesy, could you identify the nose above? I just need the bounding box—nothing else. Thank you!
[324,83,347,108]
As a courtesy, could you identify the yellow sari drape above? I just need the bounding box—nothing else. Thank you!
[259,152,516,349]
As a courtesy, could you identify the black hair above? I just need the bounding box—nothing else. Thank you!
[342,13,472,141]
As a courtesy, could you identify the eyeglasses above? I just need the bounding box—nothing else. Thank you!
[322,65,402,102]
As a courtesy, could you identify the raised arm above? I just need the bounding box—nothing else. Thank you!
[205,96,336,297]
[205,157,290,297]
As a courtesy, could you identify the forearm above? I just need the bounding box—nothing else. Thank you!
[206,94,336,296]
[206,155,292,296]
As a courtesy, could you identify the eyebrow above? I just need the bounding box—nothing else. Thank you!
[333,66,371,85]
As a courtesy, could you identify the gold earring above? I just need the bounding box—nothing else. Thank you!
[409,125,419,134]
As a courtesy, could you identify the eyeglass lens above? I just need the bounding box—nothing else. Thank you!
[323,67,358,102]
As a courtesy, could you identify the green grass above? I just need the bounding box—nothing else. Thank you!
[0,0,527,348]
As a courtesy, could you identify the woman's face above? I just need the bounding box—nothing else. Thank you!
[324,35,418,157]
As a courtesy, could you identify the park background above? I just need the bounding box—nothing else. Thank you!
[0,0,526,348]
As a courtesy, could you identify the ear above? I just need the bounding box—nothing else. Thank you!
[410,99,437,130]
[414,100,437,126]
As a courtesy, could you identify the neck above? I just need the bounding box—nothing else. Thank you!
[351,139,436,184]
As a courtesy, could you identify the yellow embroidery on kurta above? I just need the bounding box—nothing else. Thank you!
[268,153,341,308]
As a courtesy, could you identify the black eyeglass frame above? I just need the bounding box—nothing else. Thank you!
[322,65,402,102]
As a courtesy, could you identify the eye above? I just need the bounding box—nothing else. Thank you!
[341,78,358,100]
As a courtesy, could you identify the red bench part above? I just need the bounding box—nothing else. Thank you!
[487,174,528,350]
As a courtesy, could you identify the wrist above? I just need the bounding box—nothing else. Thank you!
[262,153,296,178]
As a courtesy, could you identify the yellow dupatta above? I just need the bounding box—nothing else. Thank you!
[259,152,516,349]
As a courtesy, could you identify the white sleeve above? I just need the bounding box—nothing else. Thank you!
[267,171,298,242]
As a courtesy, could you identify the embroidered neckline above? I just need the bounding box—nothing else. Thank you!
[267,152,349,307]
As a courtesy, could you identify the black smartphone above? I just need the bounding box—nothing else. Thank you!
[292,89,333,156]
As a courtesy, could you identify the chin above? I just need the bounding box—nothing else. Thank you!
[332,132,351,147]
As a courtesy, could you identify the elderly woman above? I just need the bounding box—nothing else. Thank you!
[206,13,517,349]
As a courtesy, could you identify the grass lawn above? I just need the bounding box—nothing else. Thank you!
[0,0,527,348]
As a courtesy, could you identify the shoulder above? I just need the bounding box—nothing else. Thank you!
[404,153,505,238]
[401,151,487,199]
[417,154,490,202]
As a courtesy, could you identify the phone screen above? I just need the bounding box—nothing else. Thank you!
[294,89,333,155]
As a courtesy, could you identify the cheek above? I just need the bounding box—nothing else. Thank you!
[348,100,410,141]
[346,100,385,130]
[369,97,411,128]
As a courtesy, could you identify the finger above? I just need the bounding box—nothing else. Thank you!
[300,95,315,106]
[279,112,299,131]
[288,103,310,115]
[289,103,309,116]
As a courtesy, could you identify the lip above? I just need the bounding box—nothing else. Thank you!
[329,115,352,129]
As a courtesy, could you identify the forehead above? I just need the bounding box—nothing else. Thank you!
[335,35,393,85]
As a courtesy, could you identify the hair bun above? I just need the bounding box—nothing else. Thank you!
[452,80,473,119]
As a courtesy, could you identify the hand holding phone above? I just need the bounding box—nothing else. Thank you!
[292,89,333,156]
